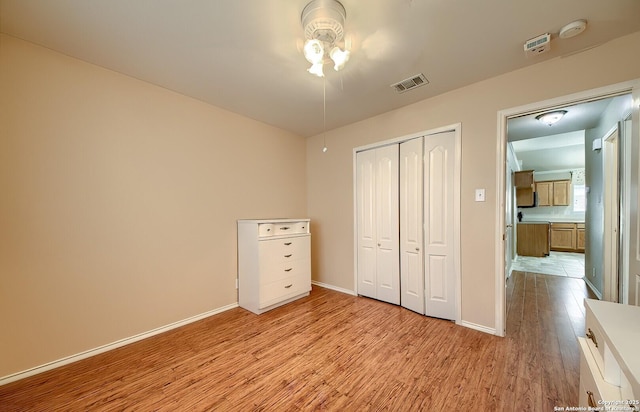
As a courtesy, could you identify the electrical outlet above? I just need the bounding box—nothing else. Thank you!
[475,189,486,202]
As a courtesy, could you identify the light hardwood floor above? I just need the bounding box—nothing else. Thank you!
[0,271,595,411]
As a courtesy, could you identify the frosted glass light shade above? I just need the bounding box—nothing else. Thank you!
[329,47,350,71]
[303,39,325,64]
[536,110,567,126]
[308,62,324,77]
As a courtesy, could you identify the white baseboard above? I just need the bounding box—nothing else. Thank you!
[312,280,357,296]
[459,320,497,336]
[0,302,238,387]
[584,277,603,300]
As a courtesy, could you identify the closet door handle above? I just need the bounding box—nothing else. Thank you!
[586,391,596,408]
[285,268,293,272]
[284,254,292,258]
[415,247,420,251]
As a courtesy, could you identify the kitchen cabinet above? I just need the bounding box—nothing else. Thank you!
[515,170,535,207]
[550,222,584,252]
[517,223,550,257]
[536,180,571,206]
[577,223,586,251]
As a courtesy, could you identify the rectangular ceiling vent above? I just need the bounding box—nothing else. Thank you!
[391,73,429,93]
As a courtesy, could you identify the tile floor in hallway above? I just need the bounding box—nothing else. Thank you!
[511,251,585,278]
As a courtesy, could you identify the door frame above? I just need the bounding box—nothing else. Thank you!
[353,123,462,324]
[603,125,620,302]
[495,80,640,336]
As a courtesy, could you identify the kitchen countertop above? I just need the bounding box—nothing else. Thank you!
[519,218,585,224]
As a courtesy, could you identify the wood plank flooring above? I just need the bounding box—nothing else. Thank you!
[0,271,596,411]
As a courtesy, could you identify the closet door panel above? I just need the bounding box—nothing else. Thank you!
[424,131,456,320]
[375,145,400,305]
[356,150,377,298]
[400,138,425,314]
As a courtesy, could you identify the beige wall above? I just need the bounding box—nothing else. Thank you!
[0,34,307,377]
[307,31,640,330]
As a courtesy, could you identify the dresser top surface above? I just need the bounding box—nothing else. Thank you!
[238,218,310,224]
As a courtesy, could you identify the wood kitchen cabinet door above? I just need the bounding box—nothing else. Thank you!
[577,223,586,251]
[536,180,571,206]
[536,182,553,206]
[550,223,576,251]
[553,181,571,206]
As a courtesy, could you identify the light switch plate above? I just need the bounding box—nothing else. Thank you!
[475,189,486,202]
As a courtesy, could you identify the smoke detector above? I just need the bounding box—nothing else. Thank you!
[524,33,551,57]
[559,20,587,39]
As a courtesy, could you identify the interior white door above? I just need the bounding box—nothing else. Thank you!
[424,131,456,320]
[356,145,400,305]
[400,137,424,314]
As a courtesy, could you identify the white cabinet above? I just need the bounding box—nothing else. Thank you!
[578,299,640,409]
[237,219,311,314]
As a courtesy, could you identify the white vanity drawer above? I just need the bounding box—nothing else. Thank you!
[259,275,311,309]
[578,337,621,409]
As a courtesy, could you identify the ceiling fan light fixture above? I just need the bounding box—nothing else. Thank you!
[329,46,350,71]
[536,110,568,126]
[301,0,349,76]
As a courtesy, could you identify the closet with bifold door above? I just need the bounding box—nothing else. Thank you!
[356,131,457,320]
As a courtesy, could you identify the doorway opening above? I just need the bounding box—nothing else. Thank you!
[495,80,639,336]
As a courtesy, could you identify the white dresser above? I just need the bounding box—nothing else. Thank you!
[237,219,311,314]
[578,299,640,410]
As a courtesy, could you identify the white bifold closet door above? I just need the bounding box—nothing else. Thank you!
[422,131,456,320]
[400,137,425,314]
[356,145,400,305]
[357,131,456,320]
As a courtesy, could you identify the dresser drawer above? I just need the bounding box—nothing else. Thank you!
[578,337,621,408]
[259,275,311,309]
[258,223,275,237]
[259,236,310,266]
[261,259,311,284]
[585,305,605,376]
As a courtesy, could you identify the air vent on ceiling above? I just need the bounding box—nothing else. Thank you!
[391,73,429,93]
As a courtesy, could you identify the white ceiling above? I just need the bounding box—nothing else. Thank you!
[1,0,640,137]
[508,94,633,171]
